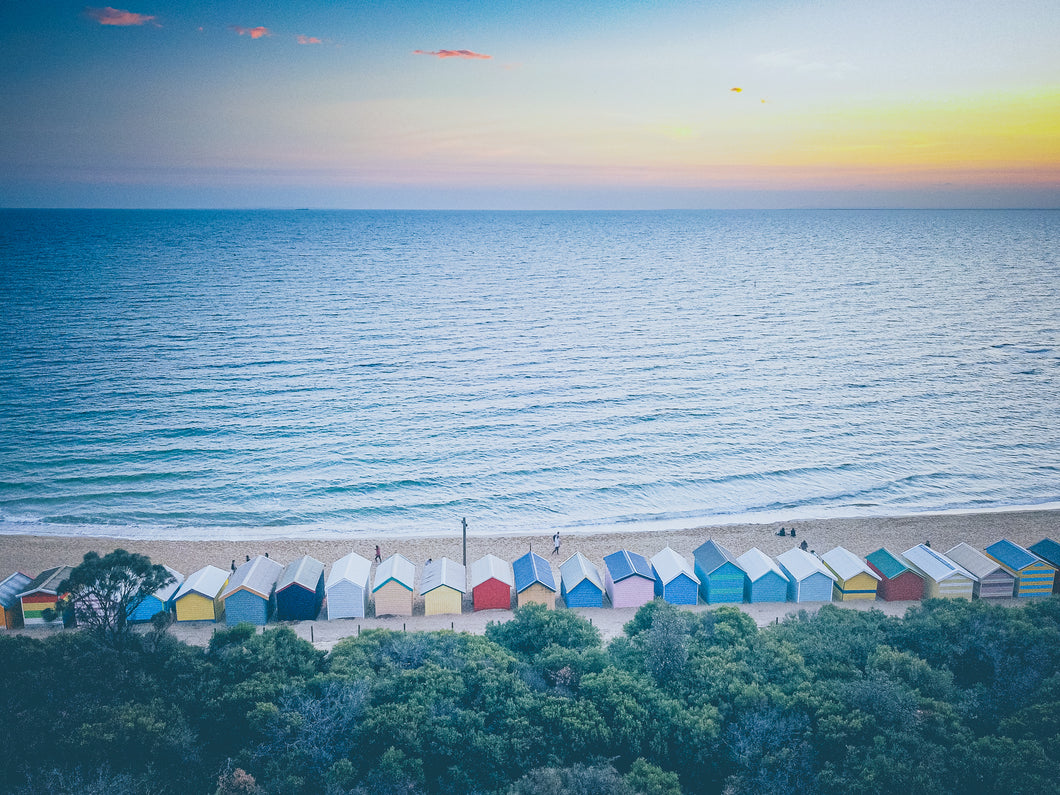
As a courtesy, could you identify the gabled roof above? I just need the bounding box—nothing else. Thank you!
[693,540,743,576]
[373,554,415,592]
[150,565,184,602]
[470,554,514,589]
[822,546,880,582]
[650,547,699,585]
[0,572,33,608]
[866,548,915,580]
[421,557,466,594]
[1029,538,1060,568]
[326,552,371,589]
[901,545,974,582]
[737,548,788,584]
[777,548,836,582]
[220,555,283,600]
[18,566,73,597]
[513,551,556,593]
[945,543,1009,580]
[560,552,604,592]
[985,538,1041,571]
[175,565,229,601]
[603,550,653,582]
[277,555,325,592]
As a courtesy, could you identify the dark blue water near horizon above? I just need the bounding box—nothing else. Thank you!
[1,208,1058,540]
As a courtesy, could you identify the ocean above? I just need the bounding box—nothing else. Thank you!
[0,209,1057,541]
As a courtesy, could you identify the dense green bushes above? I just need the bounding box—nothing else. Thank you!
[1,598,1058,793]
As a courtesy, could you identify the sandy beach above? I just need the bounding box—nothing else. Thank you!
[2,507,1056,646]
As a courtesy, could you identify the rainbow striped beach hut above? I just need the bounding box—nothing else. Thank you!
[18,566,74,627]
[984,539,1055,597]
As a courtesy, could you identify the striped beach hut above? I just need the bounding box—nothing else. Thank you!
[173,565,228,622]
[373,554,415,616]
[901,545,974,599]
[737,548,789,603]
[421,558,466,616]
[822,546,881,601]
[693,540,746,604]
[650,547,699,605]
[1028,538,1060,594]
[19,566,74,627]
[0,572,32,629]
[985,539,1056,597]
[560,552,606,608]
[776,549,836,603]
[325,552,372,619]
[866,548,925,601]
[470,554,513,611]
[276,555,325,621]
[945,543,1016,599]
[513,550,557,609]
[221,555,283,626]
[603,550,655,609]
[128,565,183,622]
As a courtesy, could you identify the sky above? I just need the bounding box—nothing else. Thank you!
[1,0,1057,209]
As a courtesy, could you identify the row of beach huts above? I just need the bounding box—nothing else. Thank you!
[2,537,1059,630]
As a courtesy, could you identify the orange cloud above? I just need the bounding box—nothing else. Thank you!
[414,49,492,60]
[296,34,322,45]
[86,7,158,26]
[231,25,270,39]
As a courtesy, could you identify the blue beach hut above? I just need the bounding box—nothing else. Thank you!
[220,555,283,625]
[776,548,836,603]
[984,539,1056,597]
[325,551,372,619]
[693,540,746,604]
[128,565,183,622]
[560,552,606,608]
[1028,538,1060,594]
[650,547,699,605]
[0,572,33,629]
[275,555,325,621]
[513,550,557,608]
[737,547,789,603]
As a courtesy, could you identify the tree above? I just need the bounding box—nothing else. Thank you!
[57,550,174,649]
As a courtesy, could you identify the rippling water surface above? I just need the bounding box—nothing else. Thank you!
[1,209,1057,539]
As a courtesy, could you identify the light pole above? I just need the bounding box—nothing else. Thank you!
[462,517,467,566]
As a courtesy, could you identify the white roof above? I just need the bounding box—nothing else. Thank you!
[822,546,880,582]
[559,552,603,591]
[326,551,371,589]
[220,555,283,600]
[152,565,184,601]
[901,544,975,582]
[175,565,228,601]
[421,557,466,594]
[737,547,788,583]
[373,554,415,592]
[651,547,699,585]
[944,543,1004,580]
[776,548,837,582]
[470,554,514,589]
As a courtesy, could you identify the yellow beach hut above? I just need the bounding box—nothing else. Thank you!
[822,546,881,601]
[985,539,1056,597]
[173,565,229,622]
[373,554,415,616]
[421,557,466,616]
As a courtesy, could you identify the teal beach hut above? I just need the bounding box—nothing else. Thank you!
[128,565,183,622]
[220,555,283,625]
[560,552,606,608]
[693,540,746,603]
[650,547,699,605]
[737,547,789,603]
[1028,539,1060,594]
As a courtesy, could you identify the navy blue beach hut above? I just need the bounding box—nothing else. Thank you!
[650,547,699,605]
[128,565,183,622]
[220,555,283,626]
[560,552,606,608]
[275,555,325,621]
[1029,538,1060,594]
[693,539,746,604]
[737,547,789,603]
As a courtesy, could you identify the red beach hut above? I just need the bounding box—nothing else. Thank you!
[470,554,513,611]
[866,548,924,601]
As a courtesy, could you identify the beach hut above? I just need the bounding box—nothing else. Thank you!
[173,565,228,622]
[693,540,746,604]
[128,565,183,622]
[373,554,415,616]
[275,555,325,621]
[866,548,925,601]
[513,550,557,609]
[220,555,283,626]
[650,547,699,605]
[1028,538,1060,594]
[822,546,881,601]
[421,557,466,616]
[737,548,789,603]
[0,572,32,629]
[603,550,655,609]
[984,538,1056,597]
[18,566,74,627]
[470,554,514,611]
[325,551,372,619]
[900,545,974,600]
[945,543,1016,599]
[776,549,836,603]
[560,552,606,608]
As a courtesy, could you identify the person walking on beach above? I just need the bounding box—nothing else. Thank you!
[374,545,382,563]
[553,532,561,555]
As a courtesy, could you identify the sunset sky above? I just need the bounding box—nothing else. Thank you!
[1,0,1057,208]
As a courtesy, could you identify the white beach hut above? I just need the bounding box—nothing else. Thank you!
[325,552,372,619]
[901,544,975,599]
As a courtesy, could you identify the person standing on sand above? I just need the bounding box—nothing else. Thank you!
[553,532,560,555]
[374,545,382,563]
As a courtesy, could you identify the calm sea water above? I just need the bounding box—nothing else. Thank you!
[0,209,1057,541]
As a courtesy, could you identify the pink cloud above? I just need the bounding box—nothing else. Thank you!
[413,49,492,60]
[296,34,322,45]
[231,25,270,39]
[86,7,158,26]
